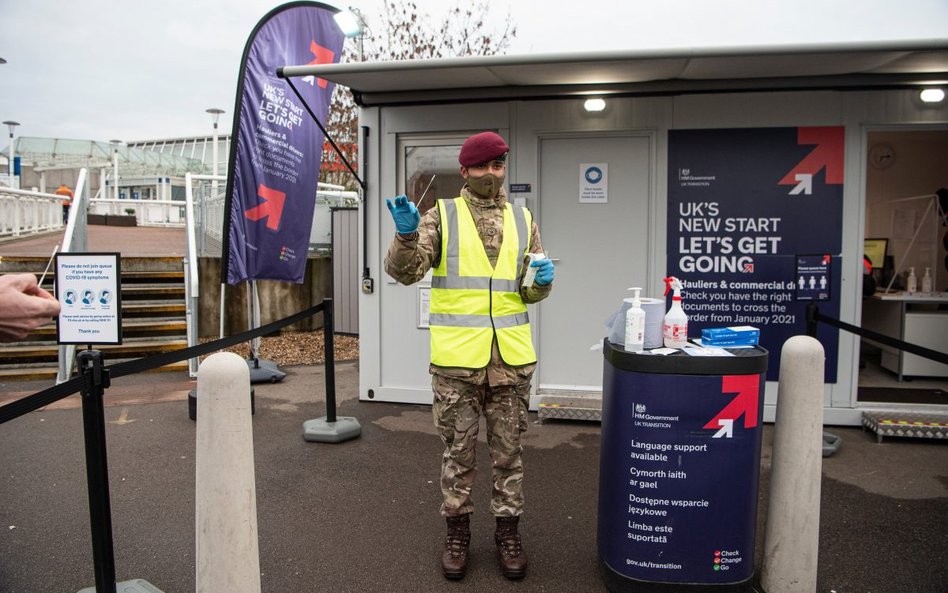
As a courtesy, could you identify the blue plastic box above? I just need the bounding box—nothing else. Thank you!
[701,326,760,346]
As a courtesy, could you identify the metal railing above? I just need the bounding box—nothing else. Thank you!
[0,185,66,238]
[56,168,90,383]
[184,173,226,376]
[87,197,187,227]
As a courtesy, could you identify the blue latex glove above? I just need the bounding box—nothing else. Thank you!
[386,195,421,234]
[531,258,554,286]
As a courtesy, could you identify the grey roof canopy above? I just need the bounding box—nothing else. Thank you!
[279,39,948,106]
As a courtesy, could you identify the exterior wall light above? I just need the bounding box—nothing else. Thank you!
[584,98,606,112]
[919,88,945,103]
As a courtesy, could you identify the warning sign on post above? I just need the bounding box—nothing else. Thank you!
[55,253,122,345]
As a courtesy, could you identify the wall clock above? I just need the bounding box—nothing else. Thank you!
[868,143,896,169]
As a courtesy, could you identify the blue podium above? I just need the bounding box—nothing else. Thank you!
[598,340,768,592]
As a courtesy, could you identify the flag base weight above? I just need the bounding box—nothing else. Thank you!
[78,578,164,593]
[303,416,361,443]
[247,357,286,384]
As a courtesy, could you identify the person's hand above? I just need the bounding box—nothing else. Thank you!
[386,195,421,235]
[531,258,554,286]
[0,273,61,342]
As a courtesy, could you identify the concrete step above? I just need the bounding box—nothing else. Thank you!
[120,284,186,299]
[537,393,603,423]
[0,255,189,381]
[0,359,189,382]
[0,338,188,363]
[25,318,187,340]
[121,301,187,317]
[0,256,185,274]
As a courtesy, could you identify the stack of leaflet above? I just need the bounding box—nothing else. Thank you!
[701,326,760,347]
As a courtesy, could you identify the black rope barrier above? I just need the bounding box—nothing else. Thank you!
[1,299,337,593]
[806,302,948,366]
[0,301,326,425]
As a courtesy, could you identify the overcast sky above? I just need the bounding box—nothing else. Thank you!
[1,0,946,143]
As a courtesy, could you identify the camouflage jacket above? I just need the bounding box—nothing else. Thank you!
[385,185,552,386]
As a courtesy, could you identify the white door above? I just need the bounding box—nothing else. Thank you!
[536,134,652,392]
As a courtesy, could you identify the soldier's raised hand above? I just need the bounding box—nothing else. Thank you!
[386,195,421,235]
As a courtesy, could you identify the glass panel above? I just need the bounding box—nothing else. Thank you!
[404,144,465,216]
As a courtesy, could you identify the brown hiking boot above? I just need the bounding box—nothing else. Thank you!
[441,514,471,579]
[495,516,527,579]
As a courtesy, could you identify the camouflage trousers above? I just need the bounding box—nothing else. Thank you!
[432,374,531,518]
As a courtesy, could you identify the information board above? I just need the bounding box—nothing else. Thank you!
[667,127,843,382]
[55,253,122,345]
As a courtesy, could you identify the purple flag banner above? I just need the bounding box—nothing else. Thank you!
[222,2,345,285]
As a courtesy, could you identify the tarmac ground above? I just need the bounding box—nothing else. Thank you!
[0,361,946,593]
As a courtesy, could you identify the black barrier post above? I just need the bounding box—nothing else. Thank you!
[77,349,117,593]
[806,303,819,338]
[302,298,360,442]
[323,297,337,423]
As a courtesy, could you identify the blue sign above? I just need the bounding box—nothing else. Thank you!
[222,3,345,285]
[667,128,844,382]
[585,166,604,184]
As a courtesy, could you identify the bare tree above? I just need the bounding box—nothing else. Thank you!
[321,0,517,188]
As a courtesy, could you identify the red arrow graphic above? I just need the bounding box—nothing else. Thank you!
[244,184,286,231]
[778,126,844,187]
[306,40,336,89]
[703,374,760,431]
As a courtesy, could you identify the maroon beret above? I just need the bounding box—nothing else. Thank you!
[458,132,509,167]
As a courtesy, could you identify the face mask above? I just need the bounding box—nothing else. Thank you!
[467,172,504,198]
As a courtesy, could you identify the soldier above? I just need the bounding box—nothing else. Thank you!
[384,131,554,580]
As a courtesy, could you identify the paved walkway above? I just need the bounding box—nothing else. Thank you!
[0,362,946,593]
[0,225,186,258]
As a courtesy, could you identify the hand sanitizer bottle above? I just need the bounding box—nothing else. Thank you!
[907,267,917,294]
[921,267,932,294]
[662,276,688,348]
[624,287,645,352]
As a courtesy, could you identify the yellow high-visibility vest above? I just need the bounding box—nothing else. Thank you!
[429,197,537,368]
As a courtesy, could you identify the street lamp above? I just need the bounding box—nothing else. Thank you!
[3,120,20,186]
[334,7,368,61]
[109,139,121,200]
[206,107,225,196]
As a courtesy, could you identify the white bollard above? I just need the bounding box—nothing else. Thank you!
[195,352,261,593]
[761,335,825,593]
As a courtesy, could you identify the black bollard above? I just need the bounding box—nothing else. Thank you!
[77,349,117,593]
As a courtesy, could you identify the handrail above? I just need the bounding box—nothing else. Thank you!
[184,174,206,299]
[183,174,225,376]
[89,197,184,207]
[0,186,67,199]
[0,186,67,238]
[57,168,89,383]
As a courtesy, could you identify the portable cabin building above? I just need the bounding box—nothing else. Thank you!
[287,40,948,425]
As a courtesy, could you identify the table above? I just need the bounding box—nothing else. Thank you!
[861,291,948,381]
